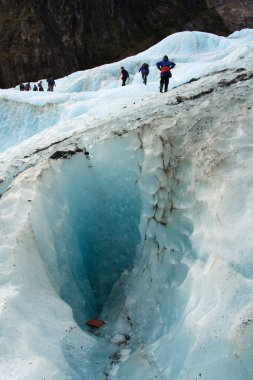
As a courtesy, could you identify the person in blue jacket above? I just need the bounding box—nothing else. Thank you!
[139,63,149,85]
[156,55,176,93]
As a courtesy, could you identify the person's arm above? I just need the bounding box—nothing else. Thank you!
[169,62,176,69]
[156,61,162,70]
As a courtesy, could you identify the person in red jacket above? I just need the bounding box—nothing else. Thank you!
[25,82,31,91]
[156,55,176,93]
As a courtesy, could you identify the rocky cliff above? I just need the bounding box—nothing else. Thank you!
[0,0,251,88]
[208,0,253,31]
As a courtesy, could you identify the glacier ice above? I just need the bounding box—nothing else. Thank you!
[0,30,253,379]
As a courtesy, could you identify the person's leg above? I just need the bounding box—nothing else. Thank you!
[164,76,169,92]
[144,73,147,85]
[160,77,165,92]
[122,78,126,86]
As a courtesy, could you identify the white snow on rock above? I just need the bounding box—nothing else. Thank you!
[0,30,253,379]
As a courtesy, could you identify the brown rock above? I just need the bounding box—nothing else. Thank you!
[176,96,189,103]
[86,319,105,328]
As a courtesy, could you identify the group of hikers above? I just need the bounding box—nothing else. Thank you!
[19,56,175,94]
[19,76,56,92]
[120,55,176,93]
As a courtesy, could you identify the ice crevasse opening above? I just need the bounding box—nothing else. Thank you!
[30,135,142,325]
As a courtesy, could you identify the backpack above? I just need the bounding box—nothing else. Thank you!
[143,63,149,70]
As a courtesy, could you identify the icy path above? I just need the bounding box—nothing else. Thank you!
[0,30,253,380]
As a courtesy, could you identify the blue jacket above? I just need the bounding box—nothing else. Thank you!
[139,64,149,74]
[156,58,175,76]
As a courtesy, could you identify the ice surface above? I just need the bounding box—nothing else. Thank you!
[0,30,253,379]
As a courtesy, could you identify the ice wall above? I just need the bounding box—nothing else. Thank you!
[109,108,253,379]
[0,97,61,152]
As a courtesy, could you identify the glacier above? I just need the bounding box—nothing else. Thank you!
[0,30,253,379]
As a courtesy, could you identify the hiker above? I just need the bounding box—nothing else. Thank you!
[25,82,31,91]
[33,84,38,91]
[139,63,149,85]
[47,76,56,91]
[38,81,44,91]
[19,83,25,91]
[156,55,176,93]
[119,67,129,86]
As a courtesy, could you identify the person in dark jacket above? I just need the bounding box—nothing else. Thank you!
[38,81,44,91]
[139,63,149,85]
[33,84,38,91]
[19,83,25,91]
[119,67,129,86]
[156,55,176,93]
[47,76,56,91]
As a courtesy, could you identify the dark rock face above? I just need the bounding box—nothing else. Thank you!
[208,0,253,31]
[0,0,251,88]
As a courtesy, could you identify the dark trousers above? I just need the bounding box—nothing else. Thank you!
[142,72,148,85]
[160,75,170,92]
[122,77,127,86]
